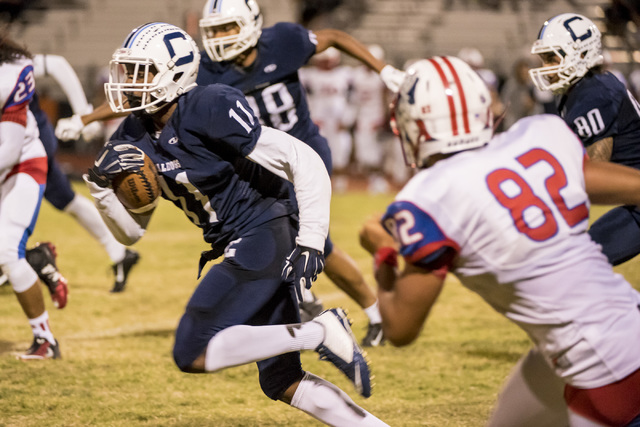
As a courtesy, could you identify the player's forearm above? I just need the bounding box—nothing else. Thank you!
[81,101,127,126]
[314,29,385,73]
[378,270,444,347]
[584,158,640,205]
[83,175,151,245]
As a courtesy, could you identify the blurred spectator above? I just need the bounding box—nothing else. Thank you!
[500,57,542,130]
[299,47,354,192]
[603,48,628,87]
[350,44,391,194]
[458,47,505,122]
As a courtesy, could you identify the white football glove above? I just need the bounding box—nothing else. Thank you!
[55,114,84,141]
[81,121,103,142]
[380,65,406,93]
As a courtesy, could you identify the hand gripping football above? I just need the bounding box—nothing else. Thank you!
[112,154,160,213]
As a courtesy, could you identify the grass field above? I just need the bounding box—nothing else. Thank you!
[1,183,637,426]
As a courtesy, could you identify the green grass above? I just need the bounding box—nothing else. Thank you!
[1,185,636,426]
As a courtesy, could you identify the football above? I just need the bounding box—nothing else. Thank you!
[112,154,160,213]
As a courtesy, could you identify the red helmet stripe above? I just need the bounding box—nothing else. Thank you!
[442,56,471,134]
[428,57,458,136]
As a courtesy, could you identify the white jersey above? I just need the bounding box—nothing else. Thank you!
[383,114,640,388]
[0,57,46,181]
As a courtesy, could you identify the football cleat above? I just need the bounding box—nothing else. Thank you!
[111,249,140,293]
[25,242,69,309]
[361,323,386,348]
[19,337,61,360]
[313,308,372,398]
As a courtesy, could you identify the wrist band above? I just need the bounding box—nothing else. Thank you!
[374,247,398,271]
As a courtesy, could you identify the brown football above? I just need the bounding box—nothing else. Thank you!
[112,154,160,213]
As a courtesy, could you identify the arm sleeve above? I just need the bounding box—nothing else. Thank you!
[247,126,331,251]
[83,175,152,246]
[382,200,460,271]
[33,54,93,115]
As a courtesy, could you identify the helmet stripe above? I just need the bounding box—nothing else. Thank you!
[428,57,458,136]
[442,56,470,134]
[125,22,160,48]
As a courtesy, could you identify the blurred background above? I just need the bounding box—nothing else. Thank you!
[2,0,637,189]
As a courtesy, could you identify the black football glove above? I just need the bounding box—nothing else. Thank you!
[88,142,145,188]
[281,245,325,303]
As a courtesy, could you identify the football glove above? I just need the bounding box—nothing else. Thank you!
[81,121,103,143]
[55,114,84,141]
[380,65,406,93]
[281,245,325,303]
[88,142,145,188]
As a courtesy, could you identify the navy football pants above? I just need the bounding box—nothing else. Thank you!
[173,216,304,400]
[30,98,76,210]
[589,205,640,266]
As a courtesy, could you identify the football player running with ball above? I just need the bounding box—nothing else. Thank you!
[85,22,387,426]
[359,57,640,426]
[57,0,406,347]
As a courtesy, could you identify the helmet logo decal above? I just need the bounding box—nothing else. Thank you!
[164,32,195,66]
[563,16,592,42]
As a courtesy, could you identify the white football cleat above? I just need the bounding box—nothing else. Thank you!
[313,308,372,398]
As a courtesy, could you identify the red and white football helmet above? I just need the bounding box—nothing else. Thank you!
[529,13,603,94]
[391,56,493,168]
[105,22,200,114]
[199,0,263,62]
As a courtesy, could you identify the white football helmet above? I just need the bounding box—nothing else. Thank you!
[529,13,603,94]
[105,22,200,114]
[199,0,263,62]
[391,56,493,168]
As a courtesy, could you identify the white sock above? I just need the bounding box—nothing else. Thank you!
[291,372,389,426]
[363,301,382,325]
[64,194,126,263]
[29,311,55,344]
[205,322,324,372]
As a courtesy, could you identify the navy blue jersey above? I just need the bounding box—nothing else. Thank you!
[111,84,295,256]
[559,71,640,169]
[197,23,320,144]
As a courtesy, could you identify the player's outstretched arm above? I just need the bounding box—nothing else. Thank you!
[359,216,444,347]
[314,29,405,92]
[585,157,640,205]
[83,142,155,245]
[55,101,126,142]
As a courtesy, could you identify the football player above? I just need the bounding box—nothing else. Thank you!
[0,34,63,359]
[56,0,406,347]
[196,0,404,346]
[530,13,640,267]
[483,13,640,425]
[360,56,640,426]
[85,22,387,426]
[31,54,138,293]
